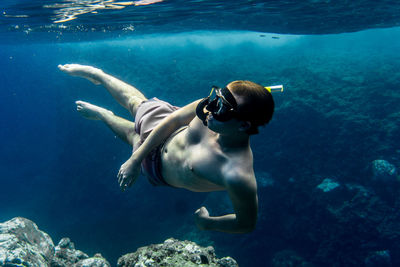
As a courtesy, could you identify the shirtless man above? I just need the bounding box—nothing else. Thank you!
[58,64,274,234]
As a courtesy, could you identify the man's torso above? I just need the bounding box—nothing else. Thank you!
[160,117,253,192]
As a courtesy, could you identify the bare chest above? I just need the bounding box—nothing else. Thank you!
[160,129,226,192]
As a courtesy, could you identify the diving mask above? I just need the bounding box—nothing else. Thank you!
[196,84,283,126]
[196,86,238,126]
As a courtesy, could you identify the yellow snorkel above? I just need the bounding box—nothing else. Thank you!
[264,85,284,93]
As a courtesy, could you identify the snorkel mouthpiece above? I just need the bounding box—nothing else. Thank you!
[196,97,210,126]
[196,86,239,125]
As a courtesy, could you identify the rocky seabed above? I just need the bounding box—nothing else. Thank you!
[0,217,237,267]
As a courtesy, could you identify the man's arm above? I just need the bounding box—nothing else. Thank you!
[118,99,201,190]
[195,170,258,234]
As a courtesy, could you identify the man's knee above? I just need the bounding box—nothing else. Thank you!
[128,95,146,116]
[126,128,139,147]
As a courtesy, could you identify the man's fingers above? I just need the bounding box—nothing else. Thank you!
[118,175,124,187]
[120,177,126,191]
[118,172,131,190]
[117,166,135,191]
[122,177,130,191]
[128,177,135,187]
[118,167,125,182]
[195,207,207,215]
[117,171,122,184]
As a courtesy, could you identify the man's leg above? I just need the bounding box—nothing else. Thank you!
[75,100,139,146]
[58,64,147,117]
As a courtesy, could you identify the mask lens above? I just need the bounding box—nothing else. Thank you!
[205,86,237,122]
[212,98,234,121]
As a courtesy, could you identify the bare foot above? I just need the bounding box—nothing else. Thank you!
[58,64,102,85]
[75,101,113,120]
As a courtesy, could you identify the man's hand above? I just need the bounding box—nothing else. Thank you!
[194,206,210,230]
[117,156,141,191]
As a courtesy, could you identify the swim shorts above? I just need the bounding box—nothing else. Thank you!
[134,97,179,186]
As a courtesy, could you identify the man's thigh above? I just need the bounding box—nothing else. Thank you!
[128,95,147,118]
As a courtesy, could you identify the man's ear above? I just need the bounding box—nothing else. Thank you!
[239,121,251,132]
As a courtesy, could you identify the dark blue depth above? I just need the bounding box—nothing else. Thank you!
[1,28,400,266]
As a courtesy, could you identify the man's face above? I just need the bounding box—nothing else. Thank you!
[206,113,242,134]
[206,87,247,134]
[205,86,238,122]
[196,84,250,132]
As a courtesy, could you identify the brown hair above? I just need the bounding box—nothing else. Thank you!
[228,80,275,135]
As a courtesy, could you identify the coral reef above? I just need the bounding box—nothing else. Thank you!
[0,217,236,267]
[51,237,110,267]
[117,238,238,267]
[0,217,54,267]
[371,159,398,183]
[237,167,400,266]
[0,217,109,267]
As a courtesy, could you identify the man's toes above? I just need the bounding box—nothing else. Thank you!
[58,64,66,71]
[75,101,87,111]
[58,64,74,73]
[76,100,90,106]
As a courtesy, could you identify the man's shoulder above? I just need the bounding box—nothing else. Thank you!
[184,117,210,141]
[225,145,253,170]
[222,159,256,189]
[187,116,208,131]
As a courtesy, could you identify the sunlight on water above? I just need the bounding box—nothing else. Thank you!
[2,1,400,37]
[44,0,163,23]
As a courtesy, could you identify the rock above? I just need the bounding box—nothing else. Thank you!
[117,238,238,267]
[0,217,110,267]
[364,250,392,267]
[371,160,400,203]
[74,254,111,267]
[51,237,88,266]
[371,159,398,183]
[316,178,340,192]
[1,218,231,267]
[0,217,55,267]
[51,238,111,267]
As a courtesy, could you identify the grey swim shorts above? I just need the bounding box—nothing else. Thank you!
[134,97,179,186]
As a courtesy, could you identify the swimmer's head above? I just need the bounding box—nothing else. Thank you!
[196,80,275,135]
[227,80,274,135]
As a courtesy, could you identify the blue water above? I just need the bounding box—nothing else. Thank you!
[2,0,400,38]
[1,1,400,266]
